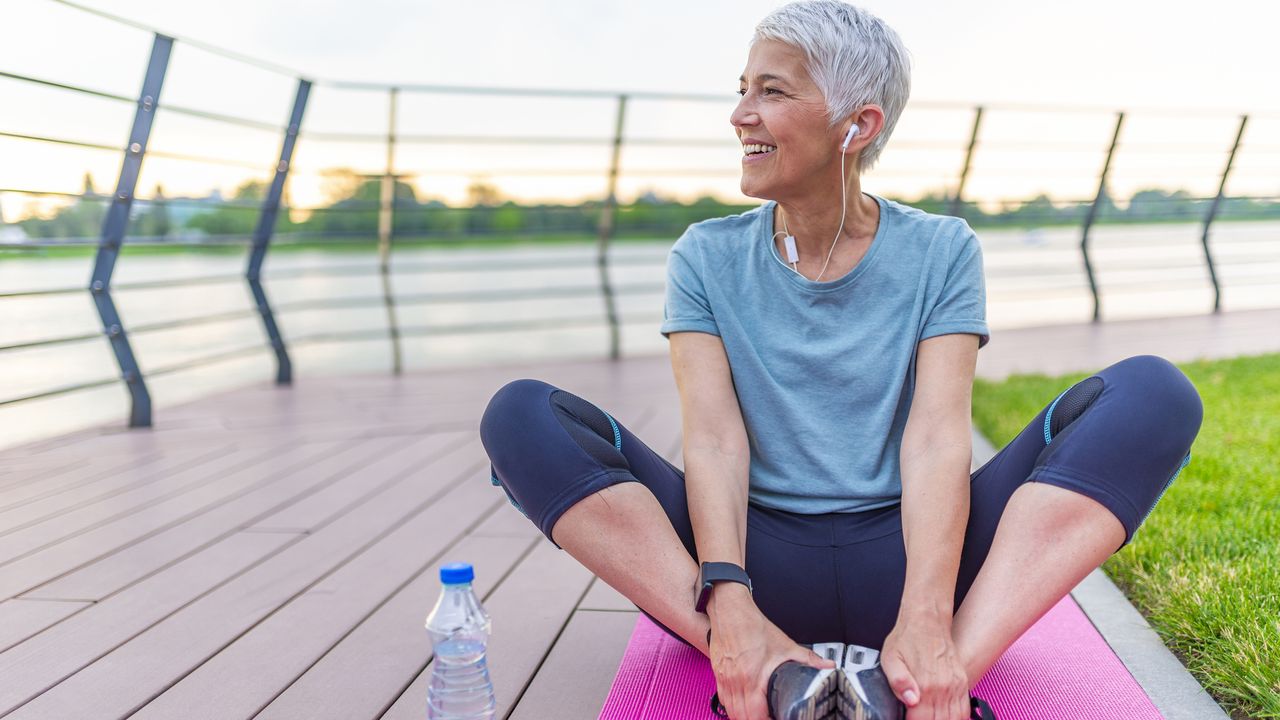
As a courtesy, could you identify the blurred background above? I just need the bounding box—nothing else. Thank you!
[3,0,1279,448]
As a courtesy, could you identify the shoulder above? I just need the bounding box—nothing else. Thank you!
[675,203,770,256]
[878,197,981,270]
[880,197,973,246]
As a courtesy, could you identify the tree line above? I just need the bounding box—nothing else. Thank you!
[13,170,1280,244]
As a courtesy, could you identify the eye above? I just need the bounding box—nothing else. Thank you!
[763,87,782,95]
[736,88,746,96]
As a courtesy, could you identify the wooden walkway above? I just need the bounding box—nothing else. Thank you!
[1,307,1277,719]
[0,356,678,720]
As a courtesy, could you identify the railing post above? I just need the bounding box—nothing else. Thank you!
[90,33,172,428]
[247,78,311,385]
[950,105,983,218]
[1200,114,1247,313]
[378,87,403,374]
[597,94,627,360]
[1080,111,1124,323]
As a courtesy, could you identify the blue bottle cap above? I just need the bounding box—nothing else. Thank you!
[440,562,474,584]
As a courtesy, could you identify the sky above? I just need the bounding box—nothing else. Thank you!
[2,0,1279,220]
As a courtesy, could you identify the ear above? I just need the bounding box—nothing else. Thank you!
[841,104,887,155]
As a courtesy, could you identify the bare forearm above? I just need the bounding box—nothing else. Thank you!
[684,445,751,567]
[899,437,971,620]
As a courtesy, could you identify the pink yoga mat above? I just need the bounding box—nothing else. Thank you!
[599,595,1163,719]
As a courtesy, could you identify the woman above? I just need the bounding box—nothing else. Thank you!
[480,2,1203,719]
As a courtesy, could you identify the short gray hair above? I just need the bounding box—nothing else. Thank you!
[753,0,912,173]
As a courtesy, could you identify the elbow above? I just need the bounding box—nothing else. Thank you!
[684,435,750,463]
[683,425,750,469]
[900,426,972,472]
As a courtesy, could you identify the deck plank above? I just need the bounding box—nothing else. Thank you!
[242,435,467,532]
[579,577,637,613]
[255,533,537,720]
[0,531,300,714]
[0,439,358,600]
[506,609,640,720]
[0,445,254,563]
[129,476,508,719]
[379,541,600,720]
[5,441,492,720]
[469,499,544,540]
[0,353,683,718]
[0,599,91,655]
[0,446,227,532]
[0,452,165,510]
[0,459,98,494]
[15,436,440,601]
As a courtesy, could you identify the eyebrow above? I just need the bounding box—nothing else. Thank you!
[739,73,788,84]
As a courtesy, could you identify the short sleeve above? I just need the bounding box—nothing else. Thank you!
[920,223,990,348]
[659,229,720,338]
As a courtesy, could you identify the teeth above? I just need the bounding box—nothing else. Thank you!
[743,143,777,155]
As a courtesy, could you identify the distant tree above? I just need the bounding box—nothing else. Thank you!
[1126,188,1201,221]
[295,169,426,239]
[466,177,503,207]
[133,183,172,239]
[17,191,106,240]
[185,179,276,238]
[493,201,524,233]
[1004,194,1062,225]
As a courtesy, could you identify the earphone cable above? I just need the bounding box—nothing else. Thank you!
[778,146,851,282]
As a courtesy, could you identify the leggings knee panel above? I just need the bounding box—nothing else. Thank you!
[479,379,636,545]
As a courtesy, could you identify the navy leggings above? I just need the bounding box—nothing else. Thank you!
[479,354,1202,649]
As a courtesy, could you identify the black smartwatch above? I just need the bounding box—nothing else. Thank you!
[694,561,752,614]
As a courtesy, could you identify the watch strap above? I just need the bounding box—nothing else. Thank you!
[695,561,752,613]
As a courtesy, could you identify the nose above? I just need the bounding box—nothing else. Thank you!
[729,94,758,132]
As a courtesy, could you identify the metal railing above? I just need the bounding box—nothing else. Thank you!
[1,0,1278,430]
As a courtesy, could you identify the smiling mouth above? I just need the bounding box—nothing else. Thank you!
[743,143,777,157]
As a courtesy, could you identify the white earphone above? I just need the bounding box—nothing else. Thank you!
[841,123,861,150]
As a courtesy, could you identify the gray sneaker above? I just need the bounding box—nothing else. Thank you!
[764,643,904,720]
[723,642,993,719]
[836,644,904,720]
[765,642,844,720]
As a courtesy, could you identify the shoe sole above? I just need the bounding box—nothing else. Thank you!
[770,643,899,720]
[776,670,866,720]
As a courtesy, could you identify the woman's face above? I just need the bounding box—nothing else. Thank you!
[731,38,840,201]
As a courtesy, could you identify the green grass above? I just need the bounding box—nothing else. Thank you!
[972,353,1280,719]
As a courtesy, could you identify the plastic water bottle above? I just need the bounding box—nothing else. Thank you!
[426,562,496,720]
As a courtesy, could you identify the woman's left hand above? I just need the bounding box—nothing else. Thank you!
[880,614,971,720]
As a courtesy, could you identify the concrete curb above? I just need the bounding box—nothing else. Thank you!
[1071,569,1230,719]
[970,428,1231,720]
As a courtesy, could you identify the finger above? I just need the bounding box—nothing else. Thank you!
[729,685,747,720]
[795,646,836,669]
[882,655,920,707]
[747,683,771,720]
[915,691,939,720]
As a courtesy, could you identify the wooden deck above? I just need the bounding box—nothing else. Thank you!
[0,355,678,720]
[1,307,1277,719]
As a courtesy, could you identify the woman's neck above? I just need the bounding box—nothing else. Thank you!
[775,178,879,260]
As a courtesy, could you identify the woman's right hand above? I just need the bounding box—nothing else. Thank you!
[708,584,837,720]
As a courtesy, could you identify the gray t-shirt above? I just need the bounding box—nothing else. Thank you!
[659,194,989,514]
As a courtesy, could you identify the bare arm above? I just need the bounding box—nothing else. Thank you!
[879,332,979,717]
[669,331,831,720]
[668,331,751,578]
[897,332,979,619]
